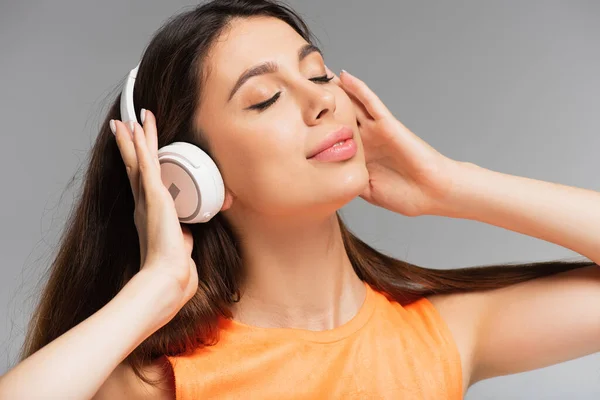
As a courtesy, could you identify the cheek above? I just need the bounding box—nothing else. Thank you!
[216,124,306,201]
[333,87,357,119]
[229,155,314,213]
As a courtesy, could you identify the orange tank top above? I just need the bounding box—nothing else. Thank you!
[165,281,463,399]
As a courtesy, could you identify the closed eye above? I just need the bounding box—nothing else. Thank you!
[247,74,334,111]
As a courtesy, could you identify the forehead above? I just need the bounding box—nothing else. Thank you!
[203,16,312,94]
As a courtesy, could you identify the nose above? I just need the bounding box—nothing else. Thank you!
[297,79,336,125]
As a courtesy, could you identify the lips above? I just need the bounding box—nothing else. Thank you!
[307,126,354,159]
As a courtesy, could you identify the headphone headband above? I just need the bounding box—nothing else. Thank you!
[120,62,141,126]
[116,61,225,223]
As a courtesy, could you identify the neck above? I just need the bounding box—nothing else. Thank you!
[228,211,366,331]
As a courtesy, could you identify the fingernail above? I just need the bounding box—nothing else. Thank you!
[140,108,146,124]
[128,121,136,134]
[109,119,116,135]
[341,69,349,76]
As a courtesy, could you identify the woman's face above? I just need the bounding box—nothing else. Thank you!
[195,16,369,218]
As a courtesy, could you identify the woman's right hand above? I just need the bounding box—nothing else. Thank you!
[111,109,198,313]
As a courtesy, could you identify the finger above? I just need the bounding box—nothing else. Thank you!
[113,119,140,204]
[347,90,371,126]
[325,66,371,125]
[131,121,162,199]
[341,81,371,126]
[142,109,159,165]
[339,70,392,121]
[325,65,341,86]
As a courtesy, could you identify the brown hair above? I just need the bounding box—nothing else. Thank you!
[18,0,595,388]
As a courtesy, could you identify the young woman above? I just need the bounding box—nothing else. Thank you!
[1,0,599,398]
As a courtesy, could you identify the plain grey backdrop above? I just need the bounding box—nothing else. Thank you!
[1,0,599,398]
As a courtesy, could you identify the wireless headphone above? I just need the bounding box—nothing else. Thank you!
[120,62,225,223]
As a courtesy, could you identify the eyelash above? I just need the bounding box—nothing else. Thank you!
[248,74,335,111]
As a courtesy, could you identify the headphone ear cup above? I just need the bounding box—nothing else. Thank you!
[157,142,225,223]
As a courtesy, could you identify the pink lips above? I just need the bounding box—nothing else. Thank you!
[308,138,357,162]
[307,126,355,159]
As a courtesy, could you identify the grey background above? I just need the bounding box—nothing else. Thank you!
[1,0,599,398]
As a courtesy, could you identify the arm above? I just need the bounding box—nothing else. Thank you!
[438,162,600,385]
[92,356,175,400]
[0,269,180,399]
[440,161,600,266]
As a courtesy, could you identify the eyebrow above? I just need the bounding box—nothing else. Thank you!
[227,43,323,103]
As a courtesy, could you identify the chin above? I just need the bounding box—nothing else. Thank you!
[327,162,370,205]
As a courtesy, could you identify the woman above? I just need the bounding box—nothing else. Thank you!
[2,0,599,398]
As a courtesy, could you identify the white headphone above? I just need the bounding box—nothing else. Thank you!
[120,62,225,223]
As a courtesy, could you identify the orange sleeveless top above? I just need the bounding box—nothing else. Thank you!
[165,281,463,399]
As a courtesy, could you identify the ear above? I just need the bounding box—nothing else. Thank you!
[220,187,235,212]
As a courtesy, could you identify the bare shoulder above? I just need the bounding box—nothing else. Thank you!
[426,290,489,391]
[92,356,175,400]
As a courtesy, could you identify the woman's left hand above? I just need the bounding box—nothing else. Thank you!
[327,67,462,217]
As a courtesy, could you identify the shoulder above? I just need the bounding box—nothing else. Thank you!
[93,356,175,400]
[426,290,489,391]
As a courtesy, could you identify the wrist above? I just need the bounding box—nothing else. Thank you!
[429,160,482,218]
[119,268,183,333]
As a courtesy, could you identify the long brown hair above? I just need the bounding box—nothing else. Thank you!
[18,0,595,387]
